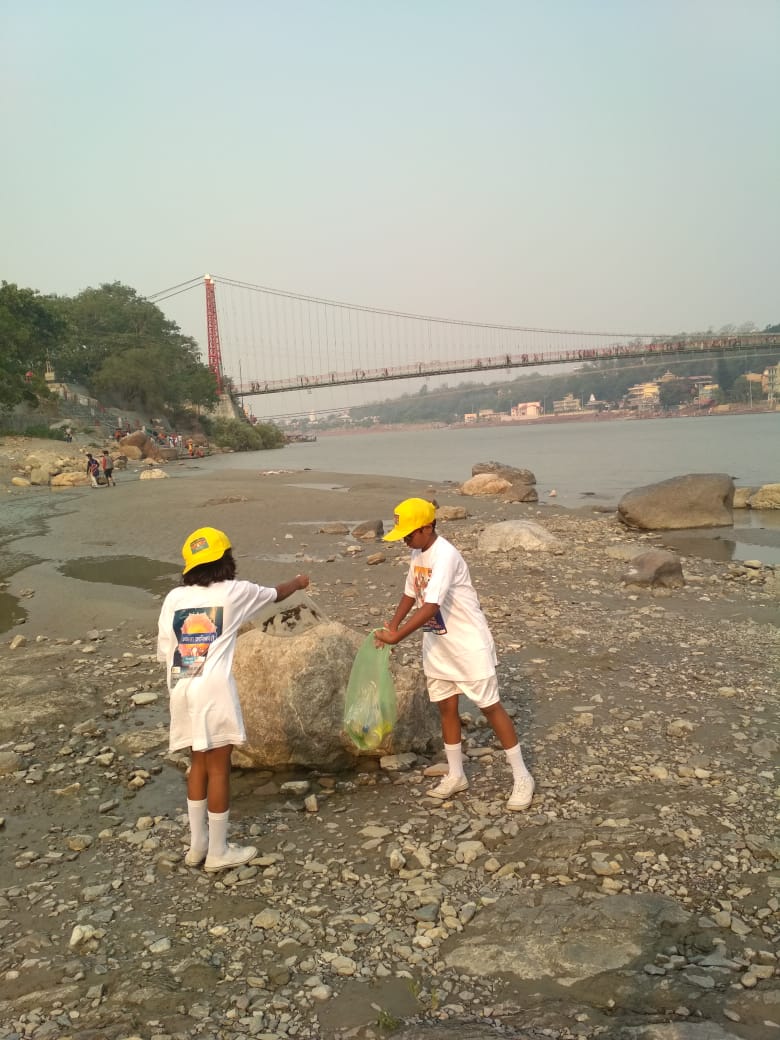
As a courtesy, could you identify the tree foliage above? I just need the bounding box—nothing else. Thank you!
[0,279,219,419]
[0,282,66,412]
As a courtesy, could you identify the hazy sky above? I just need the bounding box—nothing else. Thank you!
[3,1,779,412]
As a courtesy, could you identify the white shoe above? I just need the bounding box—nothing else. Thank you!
[184,845,207,867]
[204,843,257,873]
[428,774,469,800]
[507,774,535,811]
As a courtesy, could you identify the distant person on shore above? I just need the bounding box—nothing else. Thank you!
[156,527,310,873]
[85,453,101,488]
[375,498,535,812]
[100,450,115,487]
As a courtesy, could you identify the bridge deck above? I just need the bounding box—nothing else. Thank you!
[236,333,780,396]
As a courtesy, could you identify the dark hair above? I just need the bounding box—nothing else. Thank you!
[182,548,237,587]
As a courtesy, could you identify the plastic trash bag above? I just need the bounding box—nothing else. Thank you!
[343,633,397,750]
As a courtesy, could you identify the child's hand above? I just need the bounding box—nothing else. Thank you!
[296,574,310,590]
[374,626,399,647]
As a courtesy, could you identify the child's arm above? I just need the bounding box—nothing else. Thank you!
[274,574,310,602]
[375,599,440,646]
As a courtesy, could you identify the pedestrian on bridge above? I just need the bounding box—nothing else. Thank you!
[375,498,535,812]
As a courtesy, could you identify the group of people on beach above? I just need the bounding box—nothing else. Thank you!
[156,500,535,873]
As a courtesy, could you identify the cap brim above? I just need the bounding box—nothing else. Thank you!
[383,527,412,542]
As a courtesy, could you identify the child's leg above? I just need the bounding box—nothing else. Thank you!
[185,751,209,865]
[436,695,462,745]
[481,702,534,810]
[429,693,469,799]
[481,702,519,750]
[202,745,233,812]
[200,745,257,872]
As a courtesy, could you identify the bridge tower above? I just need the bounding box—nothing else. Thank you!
[204,274,224,392]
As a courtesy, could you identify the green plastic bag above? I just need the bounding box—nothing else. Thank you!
[343,633,397,750]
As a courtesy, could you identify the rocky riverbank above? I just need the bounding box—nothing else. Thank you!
[0,457,778,1040]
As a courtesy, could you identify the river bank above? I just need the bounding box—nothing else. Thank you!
[1,458,778,1039]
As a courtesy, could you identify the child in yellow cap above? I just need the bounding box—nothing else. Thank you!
[157,527,309,872]
[376,499,535,811]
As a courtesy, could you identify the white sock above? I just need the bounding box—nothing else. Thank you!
[504,743,531,783]
[444,742,465,779]
[187,798,208,851]
[207,810,229,858]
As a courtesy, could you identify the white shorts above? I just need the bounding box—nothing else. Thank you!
[426,675,500,709]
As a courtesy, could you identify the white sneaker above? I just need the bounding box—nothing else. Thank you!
[204,843,257,873]
[507,774,535,811]
[428,774,469,800]
[184,845,207,867]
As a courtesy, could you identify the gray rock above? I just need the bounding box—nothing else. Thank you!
[472,461,536,485]
[443,889,691,984]
[618,473,734,530]
[351,519,384,539]
[478,519,563,553]
[622,549,685,588]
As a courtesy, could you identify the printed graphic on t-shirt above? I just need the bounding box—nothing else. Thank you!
[412,564,447,634]
[171,606,223,679]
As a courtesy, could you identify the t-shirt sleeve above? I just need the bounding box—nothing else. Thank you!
[421,543,456,605]
[156,601,173,662]
[232,580,277,622]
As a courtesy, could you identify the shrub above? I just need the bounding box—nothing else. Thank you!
[0,423,66,440]
[210,418,285,452]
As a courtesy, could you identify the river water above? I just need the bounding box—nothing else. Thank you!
[207,411,780,564]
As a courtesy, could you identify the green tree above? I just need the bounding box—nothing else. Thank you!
[658,378,692,410]
[0,282,66,412]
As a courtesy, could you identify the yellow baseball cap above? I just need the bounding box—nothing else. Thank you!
[383,498,436,541]
[181,527,232,574]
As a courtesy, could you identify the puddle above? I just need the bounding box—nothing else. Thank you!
[0,590,27,633]
[285,482,349,492]
[660,530,780,566]
[59,556,181,593]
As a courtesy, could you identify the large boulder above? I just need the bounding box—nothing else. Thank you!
[618,474,734,531]
[749,483,780,509]
[119,430,163,460]
[478,519,563,553]
[460,473,512,497]
[472,461,536,485]
[232,597,439,769]
[468,461,539,502]
[51,472,89,487]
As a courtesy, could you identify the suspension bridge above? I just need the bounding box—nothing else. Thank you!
[148,275,780,402]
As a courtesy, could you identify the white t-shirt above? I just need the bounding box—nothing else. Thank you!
[404,535,497,681]
[157,579,276,751]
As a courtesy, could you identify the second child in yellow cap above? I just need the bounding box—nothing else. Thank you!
[158,527,310,874]
[376,498,535,812]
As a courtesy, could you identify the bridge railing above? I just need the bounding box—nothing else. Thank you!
[236,333,780,396]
